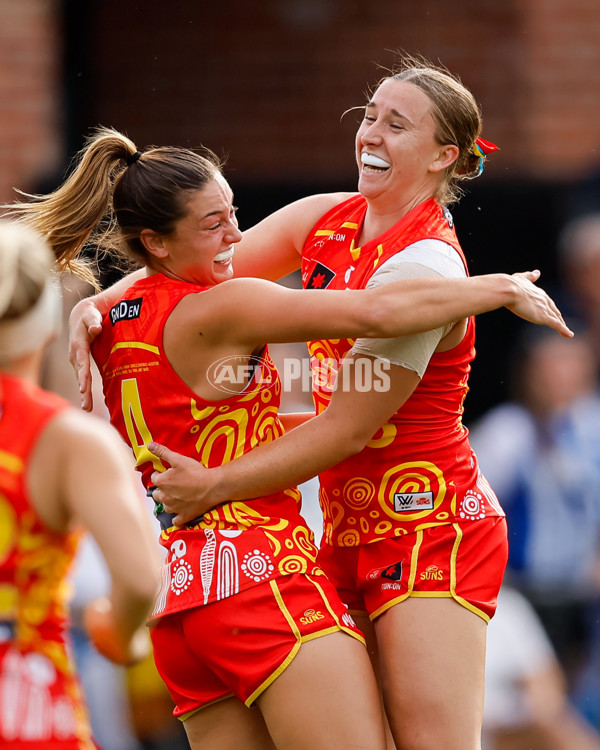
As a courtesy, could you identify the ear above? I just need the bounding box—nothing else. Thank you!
[140,229,168,259]
[429,144,460,174]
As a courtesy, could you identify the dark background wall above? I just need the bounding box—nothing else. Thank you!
[3,0,600,420]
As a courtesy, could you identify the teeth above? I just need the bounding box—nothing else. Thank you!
[361,153,391,169]
[214,248,234,263]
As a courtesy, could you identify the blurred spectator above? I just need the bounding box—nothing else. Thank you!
[483,585,600,750]
[470,330,600,727]
[558,213,600,373]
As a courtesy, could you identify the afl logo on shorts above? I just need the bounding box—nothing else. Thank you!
[300,609,325,625]
[420,565,444,581]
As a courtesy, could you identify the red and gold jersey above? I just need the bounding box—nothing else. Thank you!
[301,196,504,547]
[92,274,322,619]
[0,374,94,748]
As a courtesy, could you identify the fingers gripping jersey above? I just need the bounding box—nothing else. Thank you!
[0,374,94,748]
[301,197,504,547]
[91,275,322,619]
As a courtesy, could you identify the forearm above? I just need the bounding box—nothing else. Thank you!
[374,273,518,337]
[214,410,364,502]
[212,361,414,503]
[279,411,316,431]
[150,362,415,524]
[108,582,155,639]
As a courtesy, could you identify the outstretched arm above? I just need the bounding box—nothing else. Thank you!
[202,270,571,348]
[71,267,571,411]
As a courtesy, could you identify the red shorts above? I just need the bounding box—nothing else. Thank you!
[149,573,363,719]
[317,517,508,622]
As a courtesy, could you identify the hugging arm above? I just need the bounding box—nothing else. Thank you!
[70,265,570,410]
[149,358,418,524]
[69,268,145,410]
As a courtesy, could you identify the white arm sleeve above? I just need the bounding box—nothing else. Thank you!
[350,239,467,378]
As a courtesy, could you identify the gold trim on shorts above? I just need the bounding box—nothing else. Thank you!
[178,692,235,722]
[370,524,491,623]
[245,576,365,707]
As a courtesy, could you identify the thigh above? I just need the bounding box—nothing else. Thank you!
[375,597,487,750]
[184,696,275,750]
[152,573,364,718]
[353,613,397,750]
[257,630,388,750]
[354,612,380,673]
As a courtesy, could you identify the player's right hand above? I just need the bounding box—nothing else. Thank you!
[68,298,103,411]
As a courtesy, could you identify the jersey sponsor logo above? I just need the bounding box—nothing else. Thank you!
[313,232,347,248]
[305,261,336,289]
[394,491,434,513]
[110,297,143,324]
[381,582,402,590]
[420,564,444,581]
[300,608,326,625]
[380,561,403,582]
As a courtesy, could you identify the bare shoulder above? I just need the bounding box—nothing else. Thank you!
[186,277,280,317]
[28,407,135,530]
[281,191,357,223]
[245,191,357,244]
[40,408,130,464]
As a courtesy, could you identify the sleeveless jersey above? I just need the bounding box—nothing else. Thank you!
[0,374,94,748]
[301,196,504,547]
[91,274,322,620]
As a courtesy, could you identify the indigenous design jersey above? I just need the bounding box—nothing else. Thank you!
[301,196,504,547]
[0,374,94,748]
[92,274,322,619]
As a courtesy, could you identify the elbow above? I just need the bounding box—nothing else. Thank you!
[321,415,374,460]
[128,578,160,612]
[360,292,415,337]
[123,562,162,610]
[359,303,391,338]
[344,427,375,456]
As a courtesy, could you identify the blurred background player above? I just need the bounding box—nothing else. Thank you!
[0,219,161,749]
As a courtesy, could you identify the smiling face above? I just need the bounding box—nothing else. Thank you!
[355,78,458,212]
[146,173,242,287]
